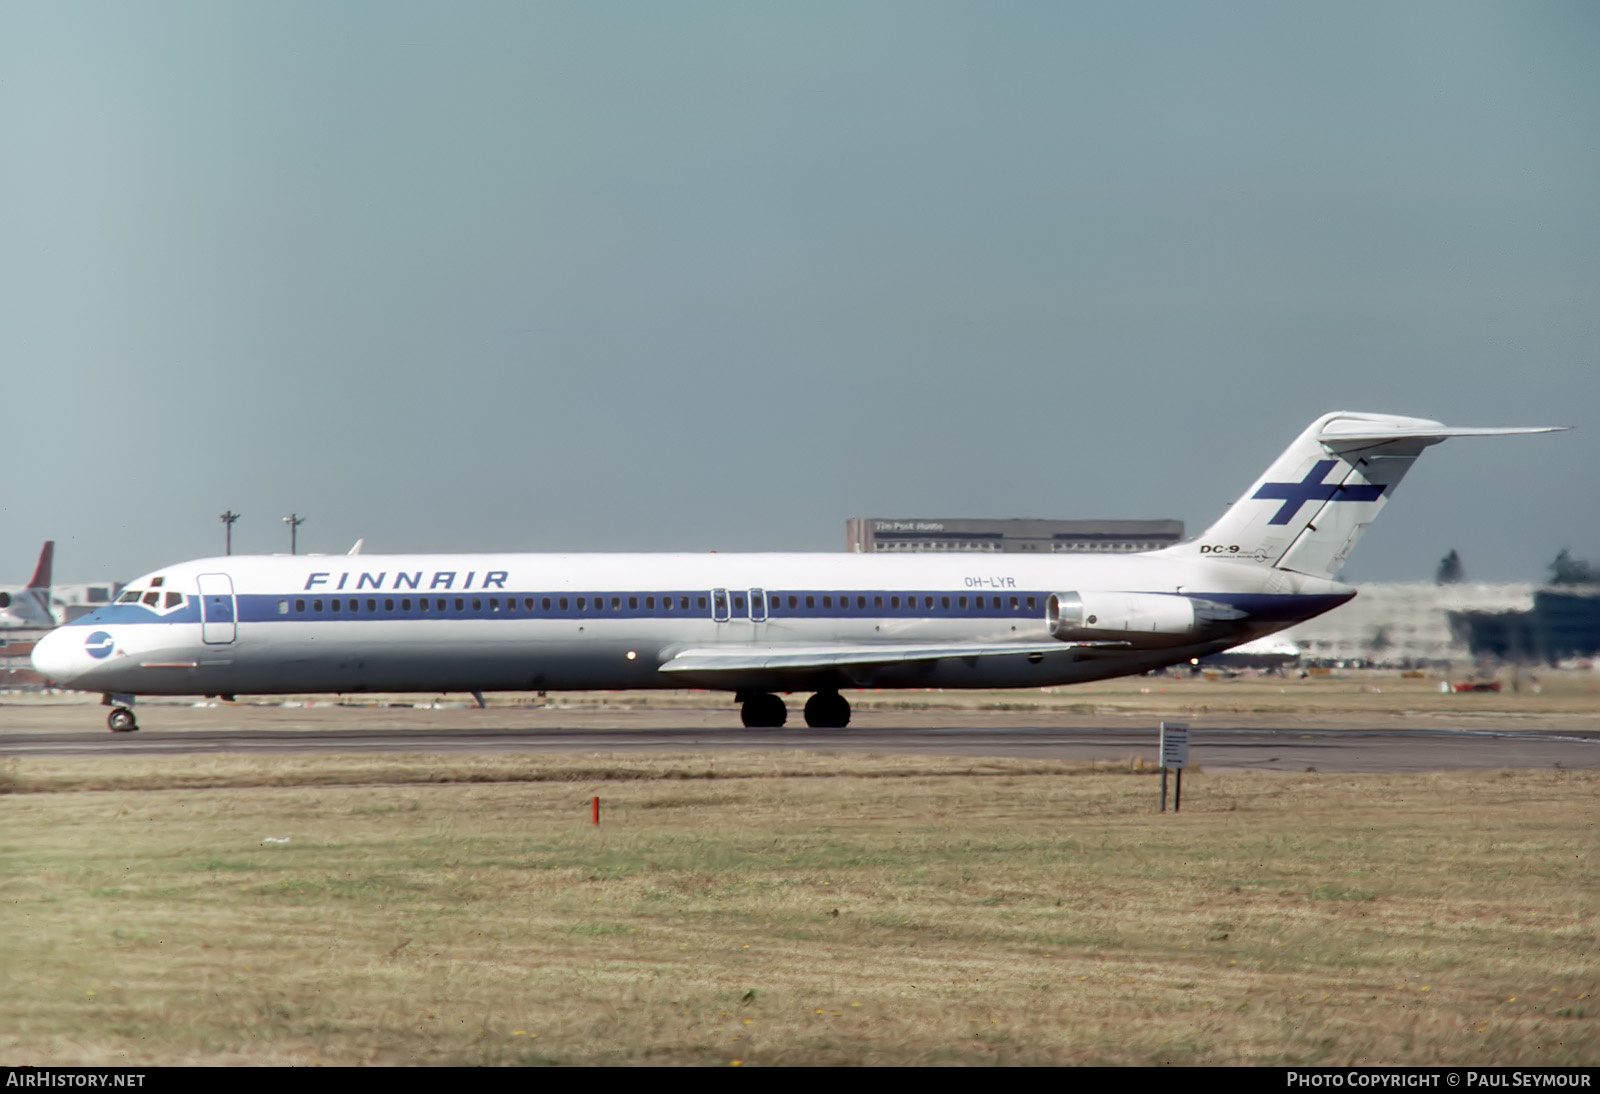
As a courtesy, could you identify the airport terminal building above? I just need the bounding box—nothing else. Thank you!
[1281,582,1600,666]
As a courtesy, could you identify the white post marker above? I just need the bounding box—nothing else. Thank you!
[1159,721,1190,813]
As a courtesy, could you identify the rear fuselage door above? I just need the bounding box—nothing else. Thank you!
[197,573,237,644]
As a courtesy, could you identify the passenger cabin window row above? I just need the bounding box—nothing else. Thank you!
[269,592,1042,618]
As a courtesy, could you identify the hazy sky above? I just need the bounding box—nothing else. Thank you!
[3,1,1595,585]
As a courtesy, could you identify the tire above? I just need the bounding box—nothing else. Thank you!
[740,694,787,728]
[803,692,850,729]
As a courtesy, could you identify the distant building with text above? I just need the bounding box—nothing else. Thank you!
[846,518,1184,554]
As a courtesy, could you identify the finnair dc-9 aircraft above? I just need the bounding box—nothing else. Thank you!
[33,412,1560,732]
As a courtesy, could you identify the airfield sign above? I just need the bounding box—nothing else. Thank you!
[1160,722,1189,769]
[1159,722,1190,813]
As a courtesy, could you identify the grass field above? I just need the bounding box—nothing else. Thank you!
[1,753,1593,1066]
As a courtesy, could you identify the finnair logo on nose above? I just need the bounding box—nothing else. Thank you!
[1252,460,1385,525]
[85,631,115,659]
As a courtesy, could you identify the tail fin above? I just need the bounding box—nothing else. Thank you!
[27,541,54,590]
[1156,412,1563,578]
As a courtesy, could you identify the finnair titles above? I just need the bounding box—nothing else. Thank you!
[32,412,1563,733]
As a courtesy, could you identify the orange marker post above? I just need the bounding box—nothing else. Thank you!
[592,795,600,826]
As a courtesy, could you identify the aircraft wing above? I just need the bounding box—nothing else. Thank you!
[658,640,1120,675]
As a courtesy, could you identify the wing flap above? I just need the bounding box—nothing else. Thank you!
[659,641,1118,675]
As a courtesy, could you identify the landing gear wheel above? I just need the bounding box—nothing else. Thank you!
[804,692,851,729]
[107,707,139,733]
[739,693,787,728]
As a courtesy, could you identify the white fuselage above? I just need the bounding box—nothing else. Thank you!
[31,549,1353,698]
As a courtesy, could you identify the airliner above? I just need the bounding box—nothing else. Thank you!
[32,412,1561,732]
[1,541,57,630]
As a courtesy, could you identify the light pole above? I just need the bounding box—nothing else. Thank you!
[283,513,305,555]
[220,510,240,555]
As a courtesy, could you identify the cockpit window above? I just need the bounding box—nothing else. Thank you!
[118,590,141,604]
[165,592,184,609]
[142,591,160,607]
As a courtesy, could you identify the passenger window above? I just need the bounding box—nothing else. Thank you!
[959,597,968,610]
[541,598,551,611]
[402,599,411,611]
[733,595,745,612]
[368,598,377,612]
[456,599,466,612]
[823,595,832,609]
[857,595,866,609]
[1010,596,1019,611]
[490,598,499,611]
[629,596,638,610]
[314,599,324,612]
[697,596,707,610]
[295,599,306,612]
[788,595,798,610]
[942,596,950,610]
[805,595,815,609]
[348,600,359,614]
[560,598,569,611]
[577,597,586,611]
[277,599,288,615]
[663,597,672,611]
[419,599,429,613]
[890,596,899,609]
[644,596,653,610]
[1027,596,1036,611]
[613,597,621,610]
[925,596,934,610]
[332,599,342,613]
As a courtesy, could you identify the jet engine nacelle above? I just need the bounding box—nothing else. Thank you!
[1047,591,1243,647]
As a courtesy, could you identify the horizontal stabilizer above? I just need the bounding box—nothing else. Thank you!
[1318,422,1566,447]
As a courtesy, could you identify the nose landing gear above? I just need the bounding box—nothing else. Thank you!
[101,693,139,732]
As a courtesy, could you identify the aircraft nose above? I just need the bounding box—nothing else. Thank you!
[31,627,91,686]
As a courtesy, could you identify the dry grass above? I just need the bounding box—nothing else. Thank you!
[1,753,1593,1066]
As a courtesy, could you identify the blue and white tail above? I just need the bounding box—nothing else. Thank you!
[1155,412,1562,578]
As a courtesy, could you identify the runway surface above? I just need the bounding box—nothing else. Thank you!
[3,703,1596,772]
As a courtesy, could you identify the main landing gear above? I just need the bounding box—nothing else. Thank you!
[739,692,787,728]
[737,691,852,729]
[803,691,851,729]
